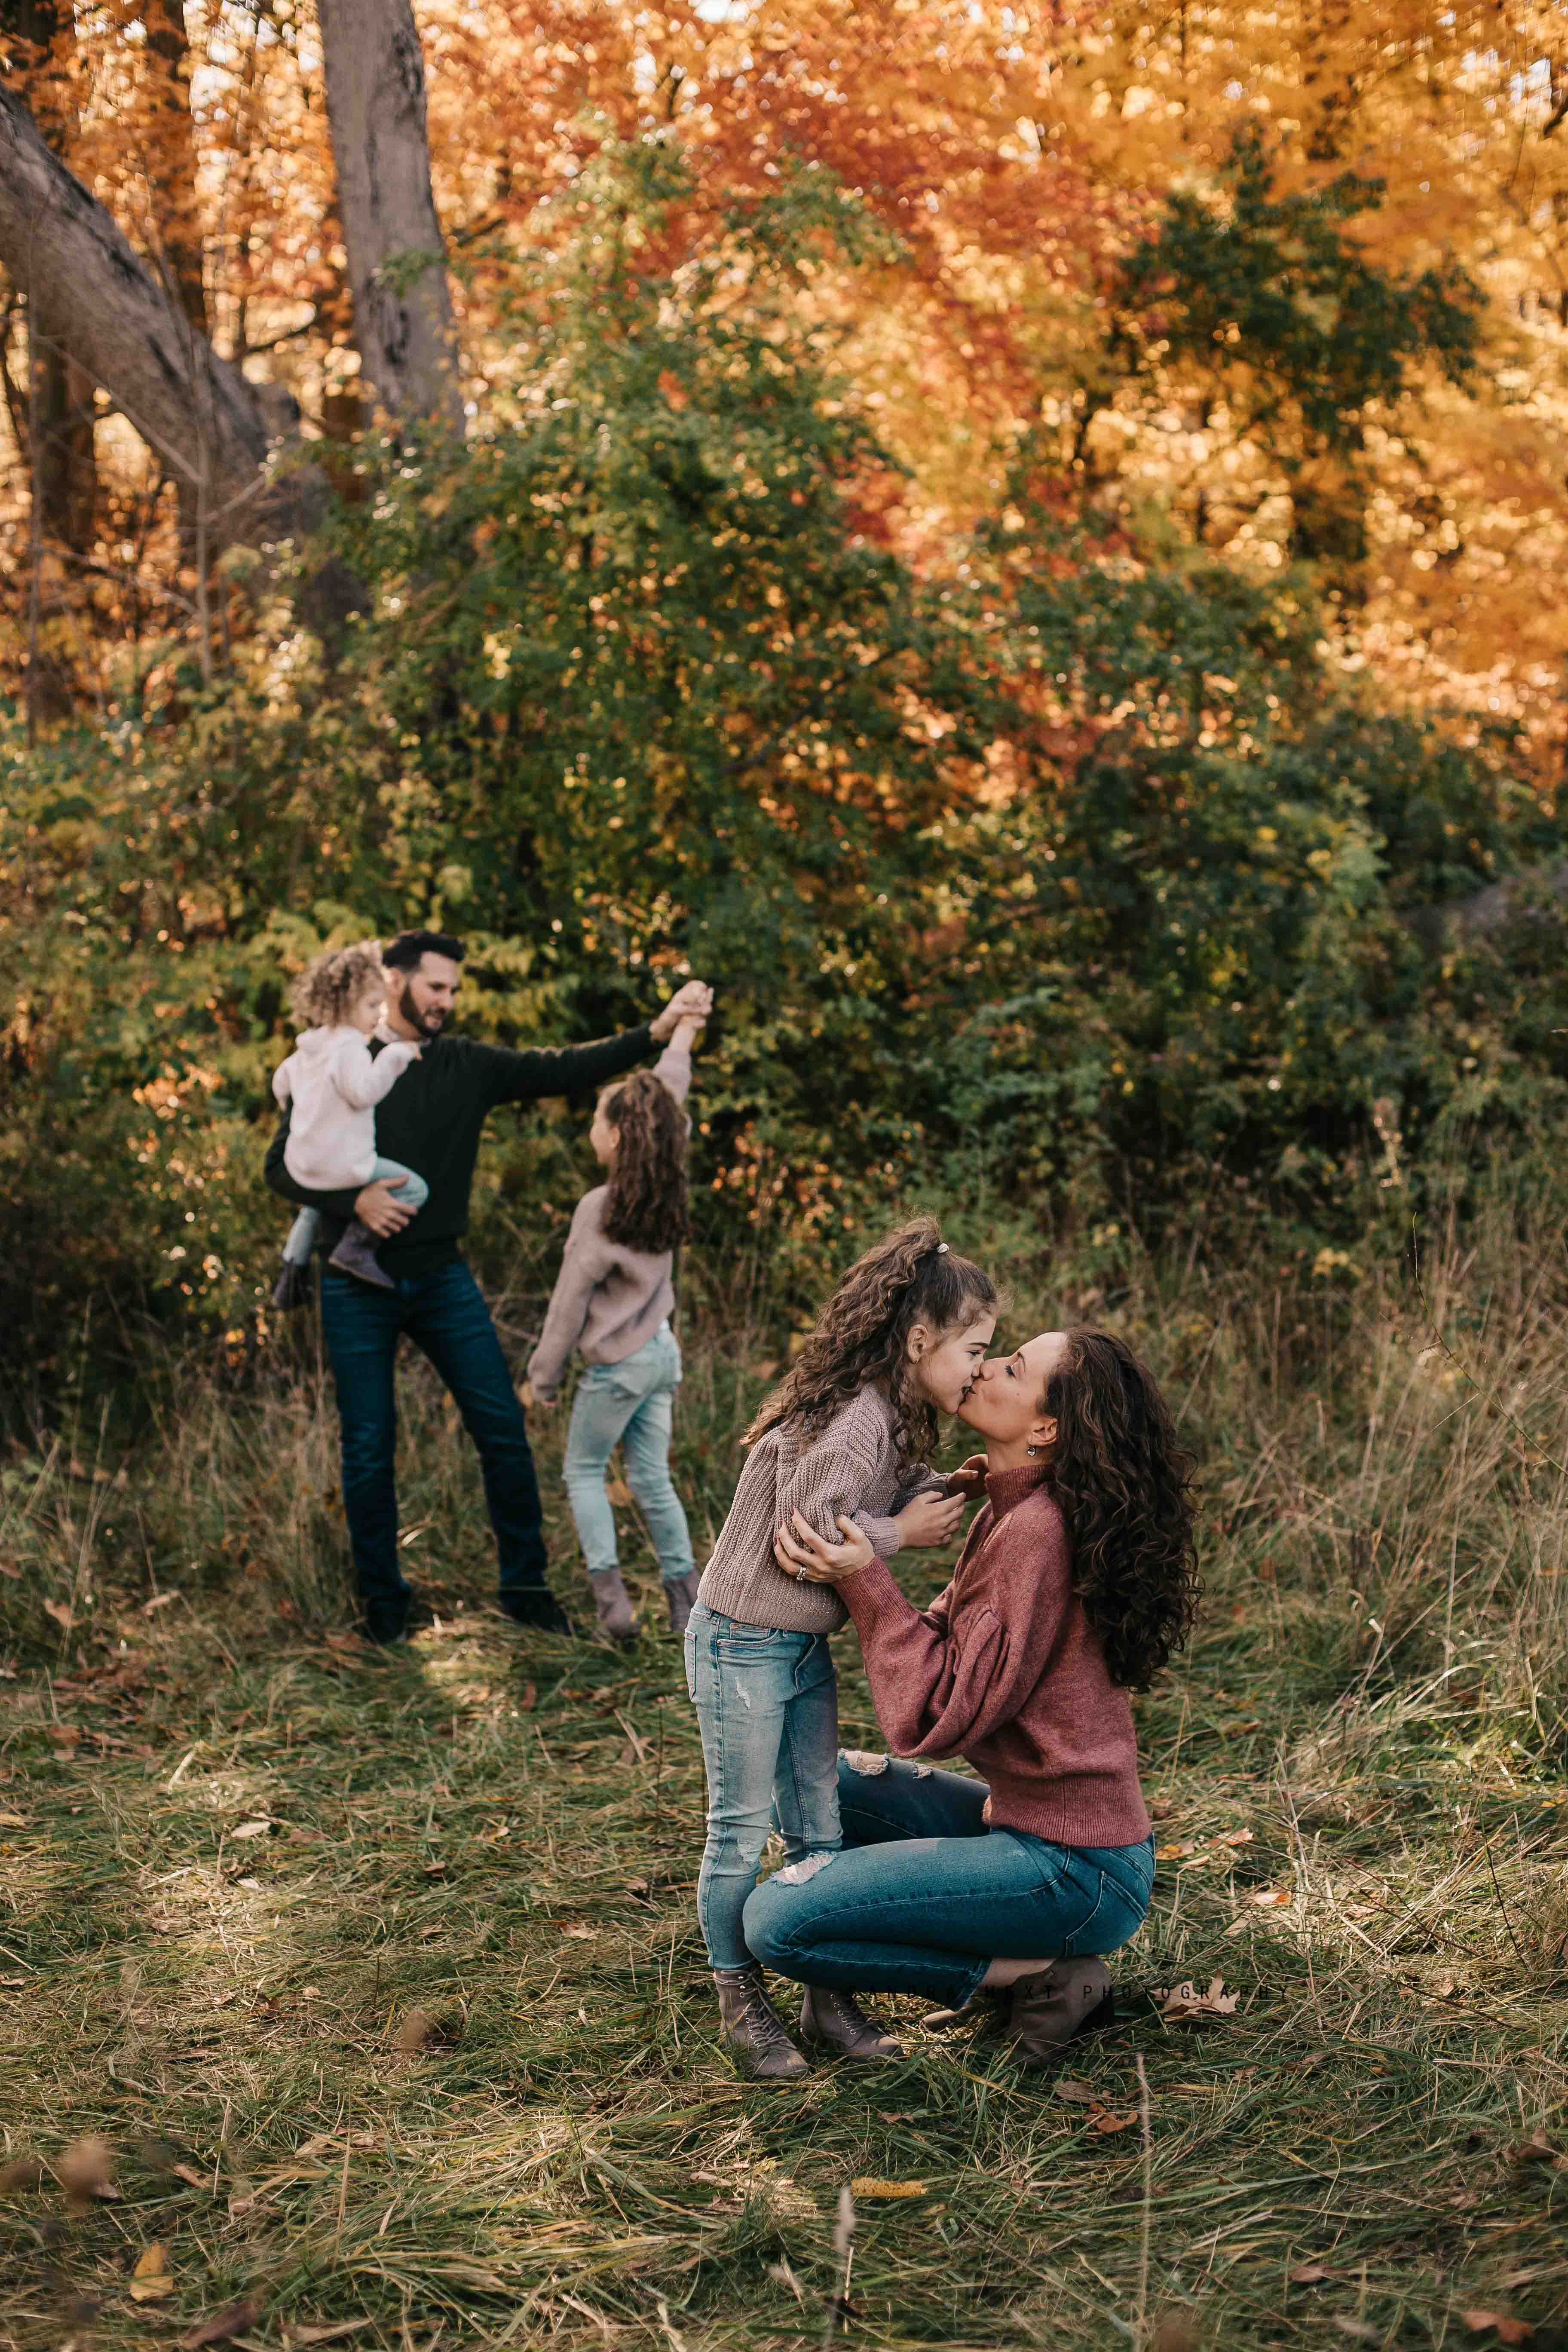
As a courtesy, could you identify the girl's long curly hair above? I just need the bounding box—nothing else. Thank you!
[290,940,385,1030]
[1044,1328,1201,1690]
[600,1070,691,1254]
[746,1217,997,1473]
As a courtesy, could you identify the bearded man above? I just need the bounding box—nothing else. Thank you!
[265,928,713,1642]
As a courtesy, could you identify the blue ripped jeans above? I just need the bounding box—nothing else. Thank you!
[743,1750,1156,2010]
[562,1324,694,1585]
[684,1602,841,1971]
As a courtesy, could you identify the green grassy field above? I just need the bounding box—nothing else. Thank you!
[3,1217,1567,2350]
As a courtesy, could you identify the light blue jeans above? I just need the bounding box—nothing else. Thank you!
[562,1323,695,1586]
[282,1156,428,1264]
[684,1602,842,1971]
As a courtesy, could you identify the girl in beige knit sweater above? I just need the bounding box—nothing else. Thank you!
[687,1217,997,2079]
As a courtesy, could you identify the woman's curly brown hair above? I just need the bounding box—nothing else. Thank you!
[599,1070,691,1254]
[746,1216,997,1474]
[1044,1328,1201,1690]
[289,940,386,1030]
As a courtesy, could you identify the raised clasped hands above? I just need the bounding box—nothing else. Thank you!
[650,979,714,1042]
[774,1510,875,1584]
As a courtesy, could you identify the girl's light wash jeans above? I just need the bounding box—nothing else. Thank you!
[743,1751,1156,2009]
[684,1601,841,1971]
[282,1156,428,1265]
[562,1322,695,1586]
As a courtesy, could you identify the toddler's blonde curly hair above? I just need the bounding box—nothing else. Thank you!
[289,940,386,1030]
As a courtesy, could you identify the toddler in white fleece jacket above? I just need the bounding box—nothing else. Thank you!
[271,940,428,1302]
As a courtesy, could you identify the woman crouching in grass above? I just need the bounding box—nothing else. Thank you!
[757,1327,1199,2064]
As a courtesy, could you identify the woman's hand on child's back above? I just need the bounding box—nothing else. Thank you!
[893,1489,968,1550]
[774,1511,875,1583]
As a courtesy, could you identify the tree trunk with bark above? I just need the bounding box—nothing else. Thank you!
[0,83,315,549]
[315,0,461,429]
[1,0,97,553]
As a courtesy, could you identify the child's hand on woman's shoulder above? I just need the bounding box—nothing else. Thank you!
[943,1454,988,1501]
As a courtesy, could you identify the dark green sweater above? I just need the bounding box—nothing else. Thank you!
[263,1022,655,1280]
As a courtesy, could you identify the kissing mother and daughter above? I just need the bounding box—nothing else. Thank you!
[267,937,1200,2078]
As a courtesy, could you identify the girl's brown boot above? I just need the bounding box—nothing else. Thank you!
[714,1966,811,2082]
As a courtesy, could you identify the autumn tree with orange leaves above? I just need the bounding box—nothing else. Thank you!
[0,0,1566,1362]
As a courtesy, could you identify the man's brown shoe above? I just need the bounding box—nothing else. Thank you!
[714,1966,811,2082]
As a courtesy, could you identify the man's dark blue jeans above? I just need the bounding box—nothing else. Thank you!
[319,1259,548,1639]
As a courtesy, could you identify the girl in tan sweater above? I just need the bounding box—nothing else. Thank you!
[688,1218,997,2080]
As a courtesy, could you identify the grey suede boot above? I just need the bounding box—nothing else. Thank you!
[714,1966,811,2082]
[1008,1957,1115,2064]
[664,1572,700,1635]
[327,1222,395,1291]
[588,1569,637,1644]
[799,1985,904,2062]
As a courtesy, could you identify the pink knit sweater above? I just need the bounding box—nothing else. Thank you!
[840,1459,1152,1850]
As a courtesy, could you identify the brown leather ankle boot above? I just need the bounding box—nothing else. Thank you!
[799,1985,904,2062]
[714,1966,811,2081]
[1008,1957,1115,2064]
[664,1572,700,1635]
[588,1569,637,1643]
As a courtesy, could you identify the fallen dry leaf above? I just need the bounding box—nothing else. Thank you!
[395,2009,433,2054]
[1155,1841,1194,1861]
[229,1819,272,1842]
[1251,1888,1292,1908]
[1088,2106,1139,2135]
[516,1680,537,1712]
[285,2325,377,2347]
[1461,2315,1535,2345]
[129,2244,175,2301]
[56,2135,117,2203]
[180,2296,263,2349]
[1334,2321,1378,2344]
[1289,2264,1335,2285]
[1216,1828,1256,1847]
[848,2177,927,2198]
[43,1599,73,1630]
[1154,1977,1240,2023]
[606,1476,634,1507]
[0,1808,25,1828]
[1053,2077,1097,2105]
[1150,2317,1200,2352]
[1510,2129,1559,2167]
[171,2162,208,2190]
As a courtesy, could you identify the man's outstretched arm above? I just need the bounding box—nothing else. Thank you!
[481,980,714,1107]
